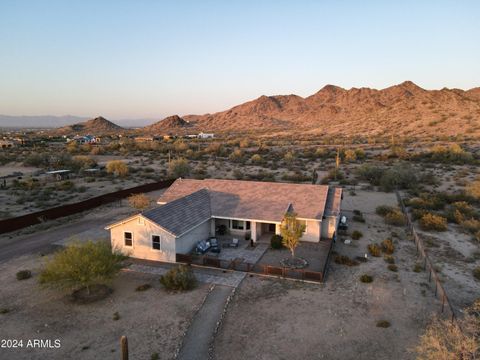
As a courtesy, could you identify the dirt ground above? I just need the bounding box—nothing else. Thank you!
[213,189,440,360]
[0,254,210,360]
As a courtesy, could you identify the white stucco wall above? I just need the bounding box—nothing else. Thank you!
[300,220,321,242]
[110,216,177,262]
[175,220,211,254]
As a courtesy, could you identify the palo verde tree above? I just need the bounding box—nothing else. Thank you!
[280,211,306,259]
[39,241,126,294]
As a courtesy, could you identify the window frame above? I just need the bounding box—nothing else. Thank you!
[230,220,245,230]
[124,231,133,247]
[152,234,161,251]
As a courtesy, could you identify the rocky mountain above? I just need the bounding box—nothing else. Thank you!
[54,116,124,135]
[180,81,480,137]
[143,115,192,134]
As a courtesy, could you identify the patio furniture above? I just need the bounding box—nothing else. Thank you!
[229,238,239,248]
[195,239,210,254]
[209,237,221,253]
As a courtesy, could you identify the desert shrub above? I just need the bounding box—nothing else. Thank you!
[425,143,474,164]
[334,255,359,266]
[351,230,363,240]
[128,193,151,210]
[415,300,480,359]
[413,263,423,273]
[360,274,373,283]
[460,219,480,235]
[106,160,129,177]
[473,267,480,280]
[381,239,395,254]
[368,244,381,257]
[379,164,418,192]
[384,255,395,264]
[270,235,283,249]
[356,164,385,185]
[250,154,263,164]
[39,241,126,292]
[0,308,10,314]
[419,213,448,231]
[135,284,152,292]
[466,178,480,200]
[16,270,32,280]
[159,265,196,291]
[168,158,190,178]
[376,320,391,328]
[352,213,365,223]
[387,264,398,272]
[113,312,120,321]
[229,148,244,162]
[376,205,395,216]
[384,210,406,226]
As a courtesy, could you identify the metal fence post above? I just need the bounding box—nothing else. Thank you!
[121,336,128,360]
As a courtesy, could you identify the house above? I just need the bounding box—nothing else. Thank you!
[0,140,15,149]
[105,179,342,263]
[68,135,100,144]
[198,132,214,139]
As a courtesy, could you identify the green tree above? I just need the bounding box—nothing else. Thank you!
[280,211,306,258]
[39,241,126,294]
[168,158,190,178]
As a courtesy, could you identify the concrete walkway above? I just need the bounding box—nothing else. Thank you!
[177,285,233,360]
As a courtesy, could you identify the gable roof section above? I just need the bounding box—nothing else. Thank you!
[142,188,211,236]
[158,179,329,221]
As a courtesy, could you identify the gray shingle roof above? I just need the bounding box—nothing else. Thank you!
[142,188,211,236]
[158,179,330,221]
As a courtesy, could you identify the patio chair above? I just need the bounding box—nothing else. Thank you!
[209,237,221,253]
[229,238,239,248]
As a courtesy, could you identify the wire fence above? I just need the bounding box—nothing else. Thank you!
[395,190,456,322]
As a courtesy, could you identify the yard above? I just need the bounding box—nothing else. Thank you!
[213,189,441,360]
[0,254,210,360]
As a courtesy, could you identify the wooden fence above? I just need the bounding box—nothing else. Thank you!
[395,190,456,322]
[0,179,175,234]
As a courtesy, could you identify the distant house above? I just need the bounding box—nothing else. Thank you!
[68,135,100,144]
[0,140,15,149]
[134,136,155,142]
[105,179,342,263]
[198,132,214,139]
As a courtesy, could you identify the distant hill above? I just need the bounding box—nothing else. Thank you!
[143,115,192,134]
[179,81,480,138]
[0,115,88,129]
[54,116,124,135]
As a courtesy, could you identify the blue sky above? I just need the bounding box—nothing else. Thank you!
[0,0,479,121]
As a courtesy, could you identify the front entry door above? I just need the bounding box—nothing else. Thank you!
[268,224,276,233]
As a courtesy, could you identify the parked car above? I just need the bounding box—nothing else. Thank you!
[338,215,348,231]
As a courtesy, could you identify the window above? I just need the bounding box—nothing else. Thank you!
[230,220,245,230]
[124,232,133,247]
[246,221,251,230]
[152,235,161,250]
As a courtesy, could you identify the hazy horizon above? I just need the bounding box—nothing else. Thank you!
[1,1,479,120]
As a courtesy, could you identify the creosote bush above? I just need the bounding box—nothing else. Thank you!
[384,255,395,264]
[360,274,373,283]
[351,230,363,240]
[16,270,32,281]
[376,320,391,328]
[334,255,359,266]
[387,264,398,272]
[160,265,196,291]
[419,213,448,231]
[381,238,395,254]
[368,244,381,257]
[473,267,480,281]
